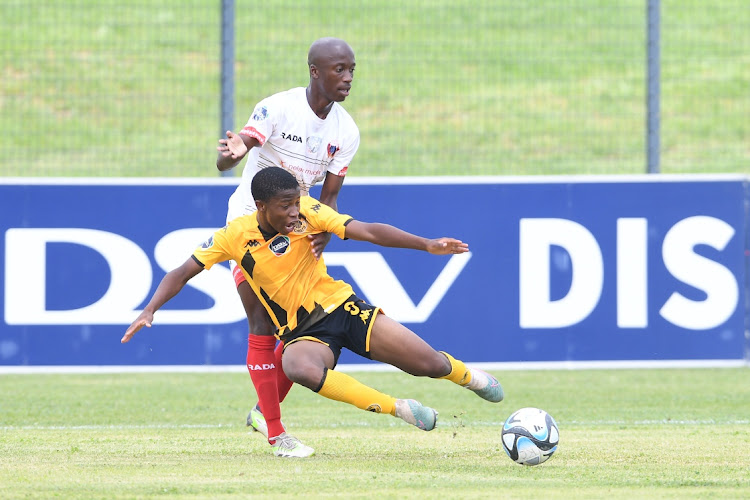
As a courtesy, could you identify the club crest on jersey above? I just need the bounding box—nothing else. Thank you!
[268,235,290,257]
[200,235,214,249]
[252,106,268,121]
[327,141,340,158]
[306,136,322,153]
[292,218,308,234]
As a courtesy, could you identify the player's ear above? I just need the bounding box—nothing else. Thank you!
[309,64,318,79]
[255,200,266,212]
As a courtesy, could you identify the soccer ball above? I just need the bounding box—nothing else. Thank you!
[501,407,559,466]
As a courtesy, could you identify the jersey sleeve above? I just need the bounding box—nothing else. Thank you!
[302,196,353,240]
[327,116,360,177]
[240,96,276,146]
[191,224,238,270]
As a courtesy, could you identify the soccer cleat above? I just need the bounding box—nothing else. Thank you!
[464,368,504,403]
[269,432,315,458]
[246,405,285,438]
[394,399,438,431]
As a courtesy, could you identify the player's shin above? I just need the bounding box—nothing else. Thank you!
[274,340,294,403]
[437,351,472,385]
[247,334,284,441]
[315,367,396,415]
[439,351,504,403]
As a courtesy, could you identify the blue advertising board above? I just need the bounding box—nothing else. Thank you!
[1,175,748,367]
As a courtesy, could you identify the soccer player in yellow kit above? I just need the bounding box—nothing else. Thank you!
[217,38,360,448]
[122,167,504,457]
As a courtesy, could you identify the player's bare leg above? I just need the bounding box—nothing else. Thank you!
[368,314,504,403]
[282,340,438,431]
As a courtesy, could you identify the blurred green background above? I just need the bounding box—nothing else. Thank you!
[1,0,748,177]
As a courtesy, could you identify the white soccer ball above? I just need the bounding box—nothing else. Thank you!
[501,407,559,466]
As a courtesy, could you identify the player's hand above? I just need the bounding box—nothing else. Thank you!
[217,130,248,159]
[426,237,469,255]
[307,232,332,260]
[121,311,155,343]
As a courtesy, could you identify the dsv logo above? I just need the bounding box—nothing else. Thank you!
[3,228,471,326]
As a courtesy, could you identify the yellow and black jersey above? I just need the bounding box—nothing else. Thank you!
[192,196,355,337]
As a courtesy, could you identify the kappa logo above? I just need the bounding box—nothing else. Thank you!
[281,132,302,143]
[246,240,260,248]
[365,404,382,413]
[310,203,321,213]
[269,235,290,256]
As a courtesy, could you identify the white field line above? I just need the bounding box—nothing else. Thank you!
[0,359,746,375]
[3,419,749,432]
[0,424,233,431]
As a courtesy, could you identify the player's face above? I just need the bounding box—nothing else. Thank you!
[263,188,301,235]
[315,46,355,102]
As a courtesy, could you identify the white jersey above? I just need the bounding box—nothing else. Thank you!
[226,87,360,221]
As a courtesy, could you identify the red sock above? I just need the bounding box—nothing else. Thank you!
[274,341,294,403]
[247,334,284,441]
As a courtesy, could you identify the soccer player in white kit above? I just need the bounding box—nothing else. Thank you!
[215,37,359,457]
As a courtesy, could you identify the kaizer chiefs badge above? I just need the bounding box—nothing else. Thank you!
[292,218,308,234]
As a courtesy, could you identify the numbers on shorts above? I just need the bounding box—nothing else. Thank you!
[344,300,371,324]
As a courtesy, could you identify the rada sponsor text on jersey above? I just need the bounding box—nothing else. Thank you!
[281,132,302,143]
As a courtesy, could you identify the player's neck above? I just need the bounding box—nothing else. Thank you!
[256,218,279,240]
[306,86,333,119]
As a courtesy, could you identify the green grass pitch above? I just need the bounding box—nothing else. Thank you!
[1,368,749,499]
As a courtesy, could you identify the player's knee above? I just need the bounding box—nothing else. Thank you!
[407,351,452,378]
[282,357,325,390]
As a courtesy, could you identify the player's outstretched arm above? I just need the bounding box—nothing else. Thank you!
[307,173,346,259]
[343,220,469,255]
[121,258,204,343]
[216,131,260,172]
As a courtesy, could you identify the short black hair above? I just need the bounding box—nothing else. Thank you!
[251,167,300,203]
